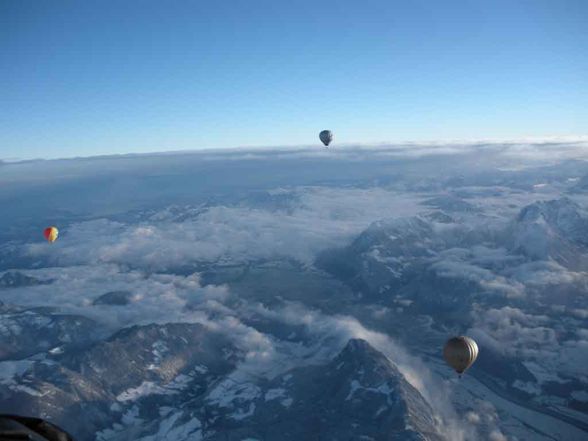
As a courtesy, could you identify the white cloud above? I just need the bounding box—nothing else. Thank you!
[21,187,425,268]
[488,429,508,441]
[0,265,230,332]
[508,260,588,287]
[470,306,556,356]
[431,255,526,299]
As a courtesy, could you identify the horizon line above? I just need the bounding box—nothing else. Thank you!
[3,134,587,164]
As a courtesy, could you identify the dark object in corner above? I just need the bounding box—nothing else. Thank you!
[0,415,74,441]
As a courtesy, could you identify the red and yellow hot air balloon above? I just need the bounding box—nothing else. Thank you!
[43,226,59,243]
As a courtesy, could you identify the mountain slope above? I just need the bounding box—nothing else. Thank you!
[114,338,446,441]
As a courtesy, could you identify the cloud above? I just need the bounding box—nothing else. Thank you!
[0,265,234,333]
[488,430,508,441]
[469,304,588,381]
[470,306,556,356]
[4,137,588,167]
[19,187,425,268]
[431,252,526,299]
[509,260,588,286]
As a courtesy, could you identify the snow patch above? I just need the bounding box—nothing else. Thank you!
[138,412,202,441]
[512,380,541,396]
[116,375,192,402]
[207,379,261,409]
[264,388,286,401]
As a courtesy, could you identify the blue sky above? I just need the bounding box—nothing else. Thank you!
[1,0,587,160]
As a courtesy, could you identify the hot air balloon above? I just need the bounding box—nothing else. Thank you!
[43,226,59,243]
[443,336,478,376]
[319,130,333,147]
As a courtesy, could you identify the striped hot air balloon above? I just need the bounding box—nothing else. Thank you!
[44,226,59,243]
[443,336,478,377]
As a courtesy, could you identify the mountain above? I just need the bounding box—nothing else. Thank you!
[246,338,445,441]
[316,216,438,297]
[0,271,53,288]
[92,291,133,306]
[0,322,241,441]
[315,197,588,436]
[1,325,445,440]
[100,338,446,441]
[508,197,588,266]
[0,306,99,361]
[318,198,588,307]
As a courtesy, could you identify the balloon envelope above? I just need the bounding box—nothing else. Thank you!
[44,226,59,243]
[319,130,333,146]
[443,336,478,375]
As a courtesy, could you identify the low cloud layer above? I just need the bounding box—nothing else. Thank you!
[20,187,424,267]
